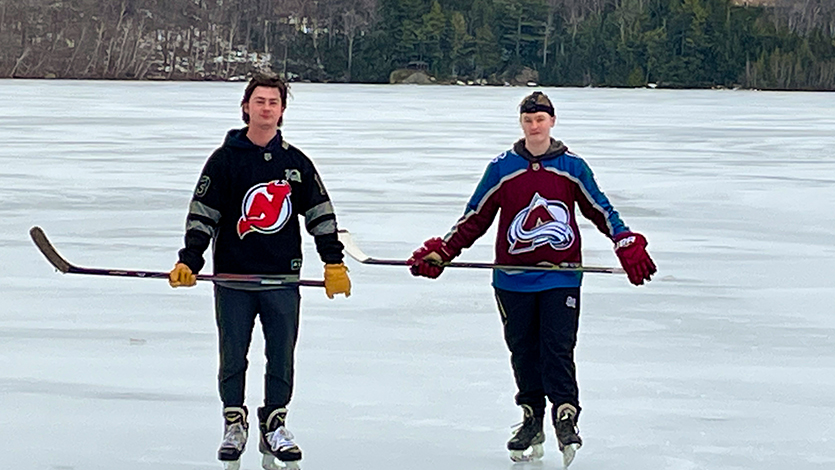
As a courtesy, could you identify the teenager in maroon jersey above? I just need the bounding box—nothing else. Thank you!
[408,91,656,465]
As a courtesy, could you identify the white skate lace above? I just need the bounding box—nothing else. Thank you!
[222,422,247,448]
[511,412,535,431]
[266,426,296,451]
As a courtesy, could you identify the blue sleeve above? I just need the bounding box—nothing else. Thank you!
[466,158,503,212]
[443,155,505,252]
[567,155,629,238]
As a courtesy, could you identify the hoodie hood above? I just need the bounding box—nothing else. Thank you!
[513,137,567,162]
[223,127,284,152]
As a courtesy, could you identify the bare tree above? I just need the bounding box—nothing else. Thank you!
[770,0,835,36]
[338,0,376,80]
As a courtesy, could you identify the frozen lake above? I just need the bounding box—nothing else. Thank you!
[1,80,834,470]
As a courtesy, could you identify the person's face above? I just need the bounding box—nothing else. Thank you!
[243,86,283,129]
[520,111,555,145]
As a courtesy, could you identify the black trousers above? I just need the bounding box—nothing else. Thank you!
[495,286,581,420]
[214,285,300,409]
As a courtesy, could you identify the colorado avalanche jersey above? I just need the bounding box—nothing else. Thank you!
[444,140,628,292]
[178,128,343,283]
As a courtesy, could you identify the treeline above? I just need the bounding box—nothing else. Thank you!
[1,0,834,89]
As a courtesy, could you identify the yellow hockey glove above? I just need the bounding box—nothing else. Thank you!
[324,263,351,299]
[169,262,196,288]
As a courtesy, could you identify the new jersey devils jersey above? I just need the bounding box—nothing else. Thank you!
[444,140,628,292]
[178,128,343,279]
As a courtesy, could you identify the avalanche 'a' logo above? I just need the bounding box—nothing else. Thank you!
[507,193,574,254]
[237,180,292,239]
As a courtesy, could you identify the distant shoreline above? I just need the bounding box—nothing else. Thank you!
[2,76,833,92]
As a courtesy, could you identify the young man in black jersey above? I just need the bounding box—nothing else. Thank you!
[169,74,350,470]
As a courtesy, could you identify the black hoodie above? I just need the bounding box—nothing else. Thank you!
[178,128,343,277]
[512,137,568,162]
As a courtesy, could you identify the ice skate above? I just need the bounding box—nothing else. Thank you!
[507,404,545,462]
[258,407,302,470]
[218,407,249,470]
[554,404,582,468]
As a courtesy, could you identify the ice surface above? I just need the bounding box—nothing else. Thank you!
[1,80,833,470]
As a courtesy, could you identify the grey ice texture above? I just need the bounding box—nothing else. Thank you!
[1,81,834,470]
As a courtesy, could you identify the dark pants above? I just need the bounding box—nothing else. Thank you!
[214,285,300,410]
[495,287,581,420]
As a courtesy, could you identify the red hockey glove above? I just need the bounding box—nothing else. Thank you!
[407,237,458,279]
[614,232,657,286]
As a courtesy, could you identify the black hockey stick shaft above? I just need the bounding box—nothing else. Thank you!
[358,256,624,274]
[337,229,625,274]
[29,226,325,287]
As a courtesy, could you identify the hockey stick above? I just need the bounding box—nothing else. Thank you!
[29,226,325,287]
[337,229,625,274]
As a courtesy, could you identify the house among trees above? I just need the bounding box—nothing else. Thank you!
[732,0,776,6]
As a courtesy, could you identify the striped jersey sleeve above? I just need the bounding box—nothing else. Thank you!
[178,150,226,273]
[297,156,343,264]
[562,153,628,238]
[443,155,507,253]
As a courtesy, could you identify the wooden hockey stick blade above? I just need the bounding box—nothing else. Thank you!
[338,229,372,263]
[337,229,625,274]
[29,226,325,287]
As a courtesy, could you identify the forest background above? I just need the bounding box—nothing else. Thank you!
[2,0,834,89]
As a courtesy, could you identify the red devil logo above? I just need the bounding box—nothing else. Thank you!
[237,180,292,239]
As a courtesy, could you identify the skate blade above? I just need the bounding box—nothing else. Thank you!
[561,443,580,468]
[222,460,241,470]
[261,453,301,470]
[509,443,544,462]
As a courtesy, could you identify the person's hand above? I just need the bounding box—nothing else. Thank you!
[614,232,657,286]
[407,237,457,279]
[324,263,351,299]
[169,262,196,288]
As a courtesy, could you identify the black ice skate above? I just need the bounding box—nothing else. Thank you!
[507,404,545,462]
[554,404,583,468]
[258,407,302,470]
[218,406,249,470]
